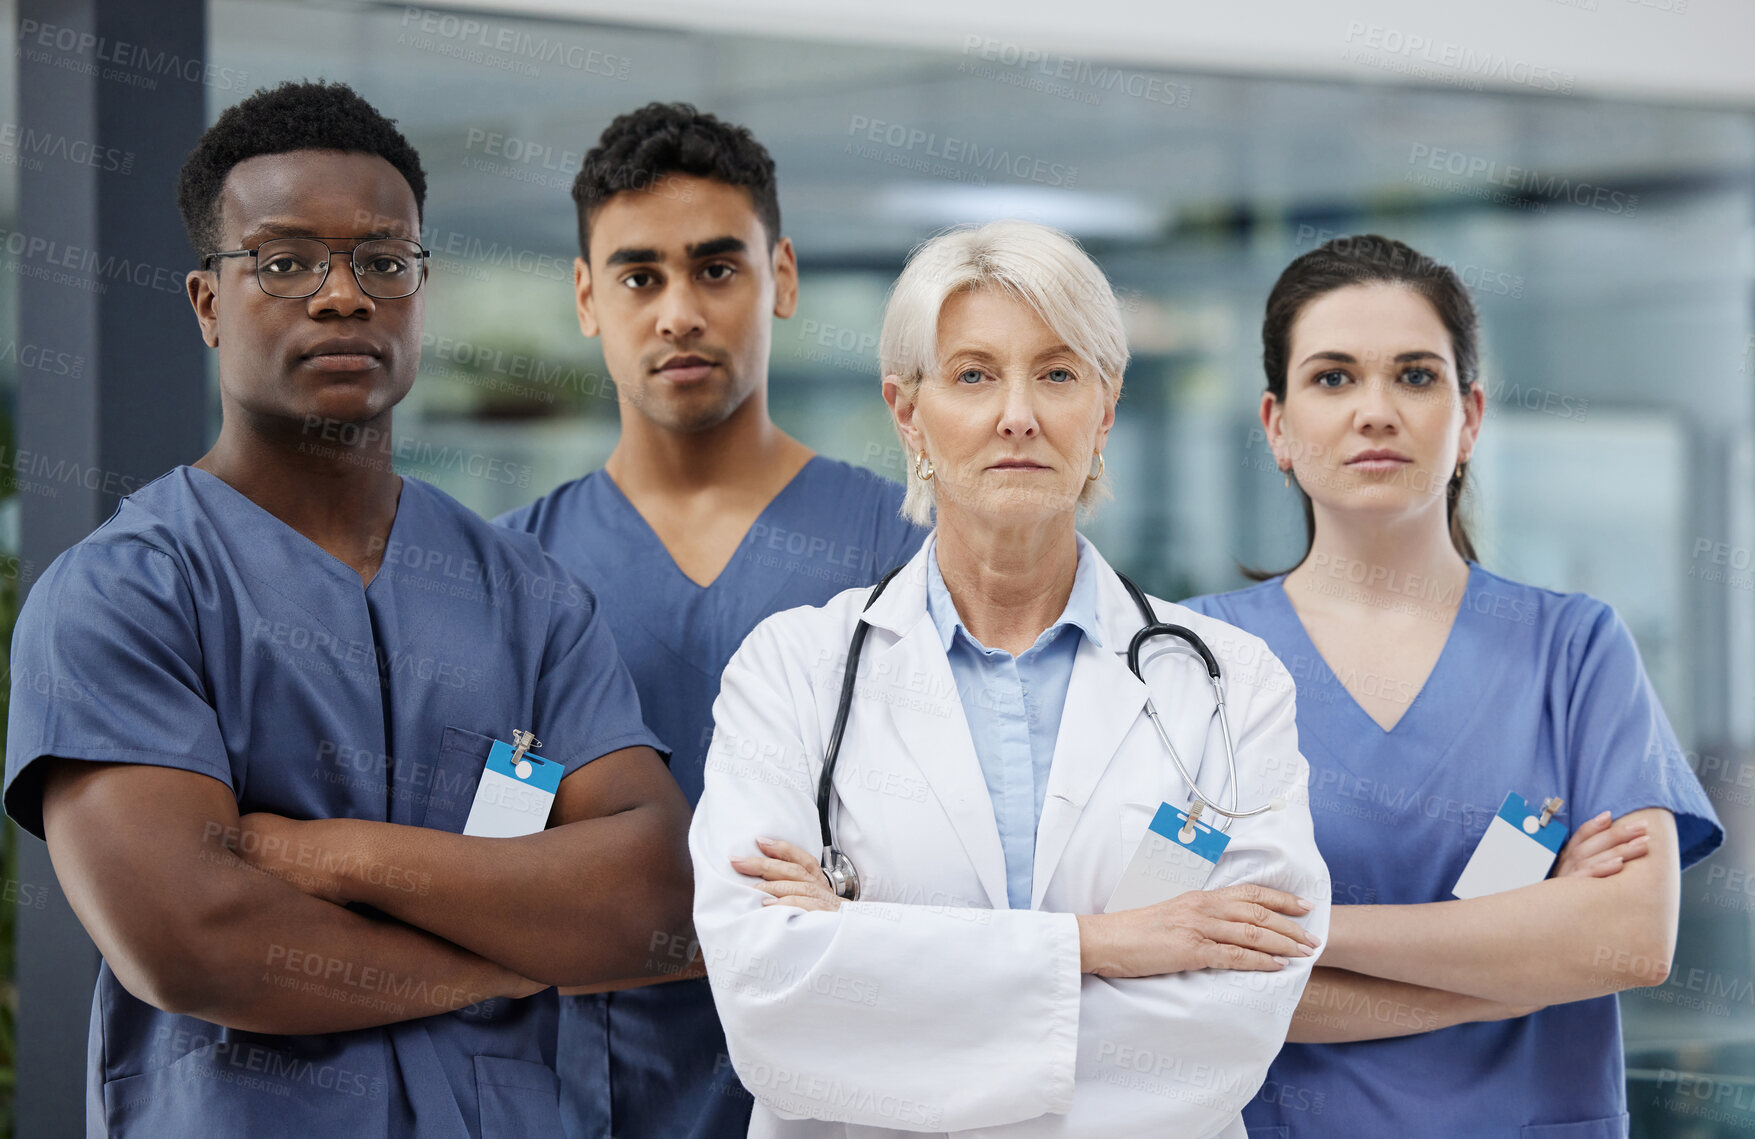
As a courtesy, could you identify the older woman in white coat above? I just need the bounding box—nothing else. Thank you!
[689,220,1329,1138]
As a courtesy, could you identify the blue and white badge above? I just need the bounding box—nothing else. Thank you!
[1105,804,1231,913]
[462,731,562,838]
[1452,792,1568,899]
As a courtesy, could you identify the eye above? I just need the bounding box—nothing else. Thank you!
[1044,368,1075,383]
[260,253,313,275]
[1400,366,1438,387]
[956,368,985,384]
[1313,369,1349,388]
[700,262,736,282]
[363,255,409,276]
[622,271,659,290]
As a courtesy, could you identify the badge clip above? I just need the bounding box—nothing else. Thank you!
[510,729,541,766]
[1178,800,1204,845]
[1536,796,1563,830]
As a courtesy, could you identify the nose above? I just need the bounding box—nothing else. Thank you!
[655,279,706,341]
[997,375,1039,439]
[1353,373,1401,434]
[306,249,373,319]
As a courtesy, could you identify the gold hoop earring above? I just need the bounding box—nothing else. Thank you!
[915,450,935,481]
[1088,453,1104,482]
[1282,466,1291,489]
[1454,460,1463,481]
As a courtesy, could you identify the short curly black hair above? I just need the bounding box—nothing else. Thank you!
[572,103,780,259]
[176,80,427,259]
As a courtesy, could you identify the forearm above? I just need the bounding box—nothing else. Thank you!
[300,806,693,987]
[1321,879,1674,1005]
[108,851,530,1035]
[1287,967,1529,1043]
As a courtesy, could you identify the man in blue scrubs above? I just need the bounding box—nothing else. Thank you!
[4,81,692,1137]
[497,104,926,1139]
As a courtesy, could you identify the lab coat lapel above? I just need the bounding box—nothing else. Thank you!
[1030,559,1150,911]
[864,548,1012,911]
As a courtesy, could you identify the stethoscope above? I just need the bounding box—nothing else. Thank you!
[817,565,1284,901]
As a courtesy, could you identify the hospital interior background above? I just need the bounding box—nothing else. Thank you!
[1,1,1753,1135]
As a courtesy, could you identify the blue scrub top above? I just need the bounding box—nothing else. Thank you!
[1182,564,1723,1139]
[497,455,926,1139]
[5,466,662,1139]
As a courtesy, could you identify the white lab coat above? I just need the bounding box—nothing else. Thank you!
[690,539,1330,1139]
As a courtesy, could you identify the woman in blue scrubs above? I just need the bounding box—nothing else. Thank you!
[1183,234,1722,1139]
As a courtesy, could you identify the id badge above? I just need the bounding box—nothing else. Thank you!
[1451,792,1567,899]
[462,739,563,838]
[1105,804,1231,913]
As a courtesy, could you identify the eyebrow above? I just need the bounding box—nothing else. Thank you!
[1298,350,1445,368]
[945,344,1081,366]
[239,222,402,245]
[603,235,748,267]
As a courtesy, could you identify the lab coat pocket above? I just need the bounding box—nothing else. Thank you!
[421,725,496,833]
[1118,801,1157,863]
[474,1054,563,1138]
[1520,1114,1629,1138]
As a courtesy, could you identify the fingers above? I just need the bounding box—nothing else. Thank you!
[749,878,836,901]
[1563,812,1648,865]
[765,893,839,912]
[1563,810,1613,852]
[1213,883,1313,917]
[1210,897,1322,949]
[1204,918,1312,961]
[1573,837,1651,878]
[1199,939,1288,972]
[730,853,823,885]
[754,836,819,870]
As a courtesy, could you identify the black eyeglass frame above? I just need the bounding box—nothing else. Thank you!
[201,237,432,300]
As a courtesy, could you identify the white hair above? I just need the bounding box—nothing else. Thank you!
[879,220,1129,526]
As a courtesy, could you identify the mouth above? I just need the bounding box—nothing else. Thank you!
[300,339,384,374]
[654,354,719,383]
[988,459,1050,471]
[1345,449,1412,470]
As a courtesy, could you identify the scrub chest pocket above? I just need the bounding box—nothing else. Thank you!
[474,1054,565,1139]
[421,726,498,833]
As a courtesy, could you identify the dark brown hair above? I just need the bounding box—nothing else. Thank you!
[1247,234,1479,580]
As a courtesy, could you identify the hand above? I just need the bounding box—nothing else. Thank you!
[1078,883,1319,978]
[730,837,842,913]
[231,812,351,905]
[1554,810,1650,879]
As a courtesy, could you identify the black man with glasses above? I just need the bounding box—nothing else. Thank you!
[3,81,692,1138]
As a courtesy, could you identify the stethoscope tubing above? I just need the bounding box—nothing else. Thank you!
[815,565,1278,899]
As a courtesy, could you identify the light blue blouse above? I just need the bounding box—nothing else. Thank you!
[924,534,1102,910]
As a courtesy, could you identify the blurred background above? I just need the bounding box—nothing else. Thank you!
[1,0,1752,1134]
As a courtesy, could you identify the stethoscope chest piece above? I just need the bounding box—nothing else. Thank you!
[821,847,860,901]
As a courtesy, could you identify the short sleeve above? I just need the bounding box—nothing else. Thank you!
[1563,601,1723,870]
[532,553,666,777]
[5,539,231,838]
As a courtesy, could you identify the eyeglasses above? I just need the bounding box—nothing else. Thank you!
[203,237,431,300]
